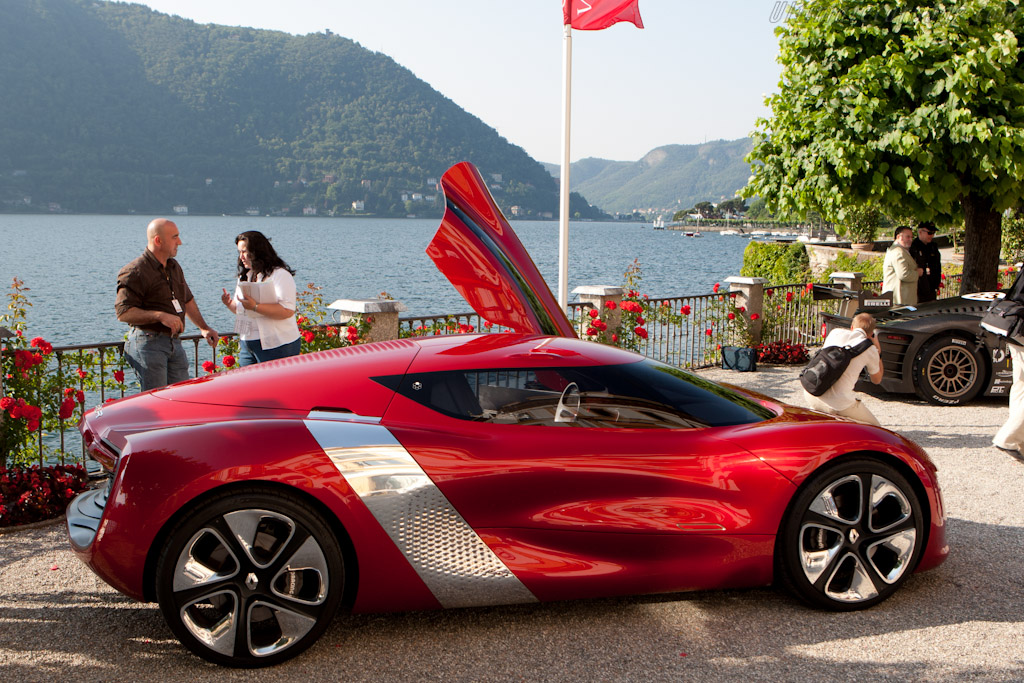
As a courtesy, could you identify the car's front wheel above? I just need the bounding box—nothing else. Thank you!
[913,334,986,405]
[155,488,344,667]
[777,458,925,611]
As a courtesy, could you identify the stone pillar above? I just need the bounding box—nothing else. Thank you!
[725,276,767,343]
[572,285,623,335]
[829,271,864,318]
[327,299,408,343]
[829,271,864,292]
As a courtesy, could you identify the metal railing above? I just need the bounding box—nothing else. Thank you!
[3,274,979,467]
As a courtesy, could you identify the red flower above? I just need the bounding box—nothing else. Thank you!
[59,398,76,420]
[585,327,597,336]
[730,292,737,299]
[296,316,307,325]
[76,390,85,404]
[766,289,774,298]
[0,397,13,411]
[605,301,617,310]
[29,337,53,354]
[222,356,236,368]
[727,313,735,320]
[634,326,648,339]
[592,319,607,331]
[301,330,315,343]
[636,316,645,326]
[786,291,794,302]
[589,309,599,319]
[483,321,494,329]
[113,370,125,383]
[705,328,713,336]
[750,313,760,320]
[202,360,215,373]
[76,368,88,379]
[681,305,691,316]
[713,283,720,293]
[611,333,618,343]
[739,306,746,312]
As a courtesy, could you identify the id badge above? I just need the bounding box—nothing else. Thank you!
[171,297,183,313]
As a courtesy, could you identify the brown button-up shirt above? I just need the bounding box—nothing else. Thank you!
[115,250,194,334]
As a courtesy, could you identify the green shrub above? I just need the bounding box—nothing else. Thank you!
[824,251,884,282]
[740,241,811,285]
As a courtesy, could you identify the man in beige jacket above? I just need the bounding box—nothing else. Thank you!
[883,225,922,305]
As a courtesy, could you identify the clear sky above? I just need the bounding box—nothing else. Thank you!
[129,0,786,164]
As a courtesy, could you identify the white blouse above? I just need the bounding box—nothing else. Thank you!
[232,267,301,350]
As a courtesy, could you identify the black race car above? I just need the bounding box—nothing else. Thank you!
[819,288,1012,405]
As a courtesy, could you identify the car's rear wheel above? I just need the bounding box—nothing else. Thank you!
[777,458,925,611]
[155,488,344,667]
[913,334,986,405]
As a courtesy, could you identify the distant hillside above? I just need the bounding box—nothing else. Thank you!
[544,139,754,215]
[0,0,604,218]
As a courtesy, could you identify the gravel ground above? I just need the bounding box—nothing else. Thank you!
[1,365,1022,681]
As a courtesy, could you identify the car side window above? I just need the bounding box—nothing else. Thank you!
[388,361,772,428]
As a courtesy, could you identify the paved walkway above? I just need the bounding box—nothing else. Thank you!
[1,365,1022,681]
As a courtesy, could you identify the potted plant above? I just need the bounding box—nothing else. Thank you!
[718,294,760,372]
[839,203,882,249]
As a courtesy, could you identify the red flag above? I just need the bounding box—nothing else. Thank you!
[563,0,643,31]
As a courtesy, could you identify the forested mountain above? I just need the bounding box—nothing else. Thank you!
[0,0,604,218]
[544,139,754,215]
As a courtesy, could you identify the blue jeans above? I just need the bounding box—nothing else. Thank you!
[124,328,189,392]
[238,337,301,366]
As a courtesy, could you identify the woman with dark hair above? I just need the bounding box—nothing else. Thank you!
[220,230,301,365]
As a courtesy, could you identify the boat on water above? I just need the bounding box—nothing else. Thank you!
[653,217,666,229]
[683,231,702,238]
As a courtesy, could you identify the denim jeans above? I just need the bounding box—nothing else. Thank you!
[238,337,301,366]
[124,328,189,392]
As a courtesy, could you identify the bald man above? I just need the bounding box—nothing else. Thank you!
[115,218,218,391]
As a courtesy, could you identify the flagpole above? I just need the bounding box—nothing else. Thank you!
[558,23,572,311]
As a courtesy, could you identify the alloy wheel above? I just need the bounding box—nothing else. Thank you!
[157,492,343,667]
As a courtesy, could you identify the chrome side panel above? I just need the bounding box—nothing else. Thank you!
[303,418,537,608]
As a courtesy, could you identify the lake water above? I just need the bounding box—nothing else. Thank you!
[0,215,750,346]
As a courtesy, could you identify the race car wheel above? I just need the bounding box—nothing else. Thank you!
[913,334,986,405]
[777,458,925,611]
[155,488,344,667]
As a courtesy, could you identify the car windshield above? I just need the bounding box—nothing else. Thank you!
[386,358,775,428]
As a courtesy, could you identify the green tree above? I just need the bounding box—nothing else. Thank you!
[717,197,748,215]
[744,0,1024,293]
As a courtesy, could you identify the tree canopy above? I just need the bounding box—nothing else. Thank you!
[744,0,1024,292]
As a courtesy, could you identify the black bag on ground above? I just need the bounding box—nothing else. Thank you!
[799,338,874,396]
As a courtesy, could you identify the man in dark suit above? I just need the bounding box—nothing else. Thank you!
[910,222,941,303]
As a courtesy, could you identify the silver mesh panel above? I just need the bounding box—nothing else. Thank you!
[303,418,537,608]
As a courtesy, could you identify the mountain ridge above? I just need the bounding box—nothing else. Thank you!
[0,0,603,219]
[543,138,754,215]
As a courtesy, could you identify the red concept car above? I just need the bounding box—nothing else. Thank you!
[68,162,948,667]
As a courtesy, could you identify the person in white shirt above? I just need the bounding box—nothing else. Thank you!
[220,231,302,365]
[803,312,885,426]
